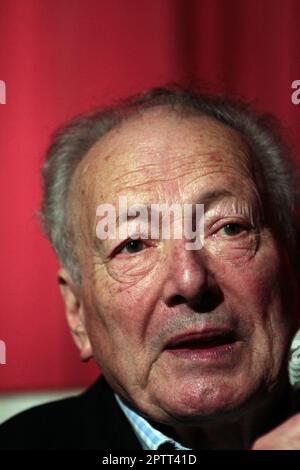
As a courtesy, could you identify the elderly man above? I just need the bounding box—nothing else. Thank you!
[1,86,300,450]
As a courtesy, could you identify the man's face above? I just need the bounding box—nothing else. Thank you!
[70,109,298,424]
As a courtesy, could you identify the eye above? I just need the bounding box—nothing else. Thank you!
[217,223,245,237]
[118,239,147,255]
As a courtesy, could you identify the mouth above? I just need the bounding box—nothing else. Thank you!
[164,329,240,361]
[166,329,237,350]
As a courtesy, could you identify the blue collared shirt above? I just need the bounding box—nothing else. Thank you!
[115,394,190,450]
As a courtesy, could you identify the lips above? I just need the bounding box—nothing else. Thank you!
[165,329,237,351]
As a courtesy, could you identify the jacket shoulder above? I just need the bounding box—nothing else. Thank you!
[0,392,83,449]
[0,376,141,450]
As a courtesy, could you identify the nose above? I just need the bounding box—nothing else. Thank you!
[161,240,222,312]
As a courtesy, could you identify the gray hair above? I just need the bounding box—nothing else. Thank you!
[40,85,299,284]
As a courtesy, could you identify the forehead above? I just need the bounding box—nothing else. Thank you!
[71,108,256,209]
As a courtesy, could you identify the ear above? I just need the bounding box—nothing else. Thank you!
[57,268,93,362]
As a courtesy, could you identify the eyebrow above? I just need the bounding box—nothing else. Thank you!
[197,189,237,212]
[113,188,238,226]
[115,204,152,226]
[93,188,251,249]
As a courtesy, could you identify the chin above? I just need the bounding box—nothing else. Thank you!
[152,378,259,424]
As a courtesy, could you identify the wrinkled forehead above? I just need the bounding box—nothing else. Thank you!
[69,109,259,218]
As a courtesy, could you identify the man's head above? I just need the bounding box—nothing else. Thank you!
[41,86,300,425]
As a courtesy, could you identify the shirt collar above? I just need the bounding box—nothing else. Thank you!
[114,394,191,451]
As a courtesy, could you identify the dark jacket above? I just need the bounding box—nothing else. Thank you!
[0,376,141,449]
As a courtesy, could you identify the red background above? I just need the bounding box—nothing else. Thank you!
[0,0,300,391]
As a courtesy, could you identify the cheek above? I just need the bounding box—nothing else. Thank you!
[83,272,157,358]
[228,250,296,333]
[236,266,278,312]
[213,236,281,311]
[217,248,294,367]
[105,247,161,285]
[83,278,162,395]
